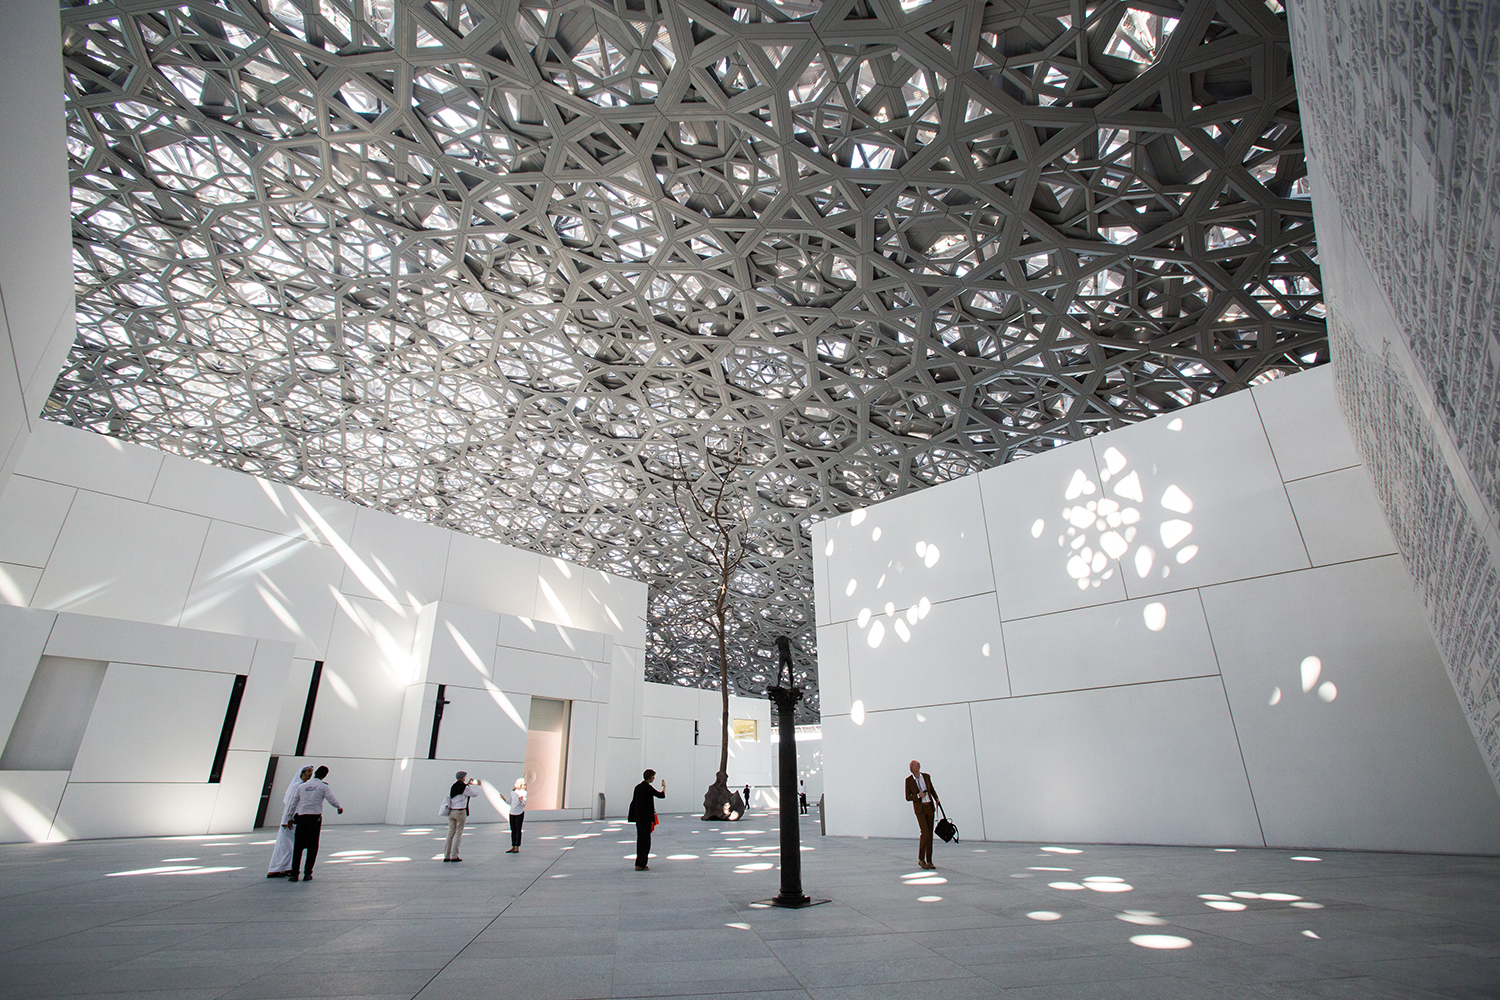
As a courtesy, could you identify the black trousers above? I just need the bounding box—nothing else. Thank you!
[634,819,652,868]
[292,814,322,875]
[509,812,525,847]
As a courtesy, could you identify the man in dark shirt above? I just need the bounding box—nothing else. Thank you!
[627,768,666,871]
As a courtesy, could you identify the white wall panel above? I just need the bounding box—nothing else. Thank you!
[442,534,540,619]
[815,624,851,717]
[0,605,55,745]
[271,658,316,756]
[0,0,72,492]
[431,681,530,764]
[32,492,210,626]
[607,644,643,740]
[179,520,344,659]
[0,563,42,607]
[149,457,357,541]
[580,568,648,650]
[293,755,392,825]
[1284,466,1399,566]
[230,641,295,753]
[642,715,695,814]
[310,596,418,759]
[52,782,221,841]
[1202,558,1500,854]
[420,602,500,686]
[15,422,163,503]
[848,592,1008,712]
[0,770,68,843]
[0,475,74,567]
[978,440,1128,621]
[340,509,451,609]
[493,647,595,703]
[534,555,586,629]
[605,736,642,818]
[810,521,832,627]
[1003,590,1218,696]
[1250,365,1362,481]
[970,679,1263,846]
[822,475,995,625]
[497,615,608,662]
[71,664,233,784]
[564,699,600,810]
[817,368,1496,852]
[644,682,700,721]
[822,702,982,840]
[1108,391,1309,598]
[45,611,258,675]
[207,749,269,834]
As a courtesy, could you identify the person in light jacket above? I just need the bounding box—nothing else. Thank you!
[266,765,313,878]
[505,778,527,853]
[443,771,481,862]
[282,765,342,881]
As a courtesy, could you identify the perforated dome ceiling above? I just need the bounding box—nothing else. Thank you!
[50,0,1325,716]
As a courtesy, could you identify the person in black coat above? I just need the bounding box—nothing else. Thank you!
[627,768,666,871]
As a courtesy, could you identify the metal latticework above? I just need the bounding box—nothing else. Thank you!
[50,0,1325,717]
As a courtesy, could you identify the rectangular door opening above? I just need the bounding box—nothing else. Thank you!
[523,698,570,811]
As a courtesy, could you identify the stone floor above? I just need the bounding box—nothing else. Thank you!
[2,812,1499,1000]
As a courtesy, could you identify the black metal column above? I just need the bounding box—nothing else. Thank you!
[757,637,827,910]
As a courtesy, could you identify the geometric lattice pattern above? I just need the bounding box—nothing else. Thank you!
[51,0,1325,718]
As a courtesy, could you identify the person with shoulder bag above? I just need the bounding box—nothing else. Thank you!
[442,771,481,862]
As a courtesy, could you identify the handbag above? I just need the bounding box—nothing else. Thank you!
[934,802,959,843]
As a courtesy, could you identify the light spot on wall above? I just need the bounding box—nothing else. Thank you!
[866,620,885,648]
[845,579,857,597]
[1160,519,1193,548]
[324,667,359,709]
[1269,687,1282,705]
[1161,484,1194,513]
[1300,656,1322,692]
[1317,682,1337,702]
[1143,602,1167,631]
[850,700,865,725]
[871,527,882,541]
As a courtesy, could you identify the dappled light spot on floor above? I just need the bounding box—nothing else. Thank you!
[1130,934,1193,950]
[1116,911,1167,926]
[1027,911,1062,921]
[917,895,942,902]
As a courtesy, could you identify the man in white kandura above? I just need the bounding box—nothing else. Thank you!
[283,764,342,882]
[266,764,314,878]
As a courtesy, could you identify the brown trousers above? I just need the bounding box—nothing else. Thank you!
[913,800,935,864]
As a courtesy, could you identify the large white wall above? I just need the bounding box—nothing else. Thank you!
[0,606,292,843]
[814,367,1500,854]
[0,0,75,492]
[0,422,649,837]
[636,682,772,816]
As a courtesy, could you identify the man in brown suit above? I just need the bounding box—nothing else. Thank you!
[904,759,940,869]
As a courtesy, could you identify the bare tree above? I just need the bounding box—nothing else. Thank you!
[660,432,763,820]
